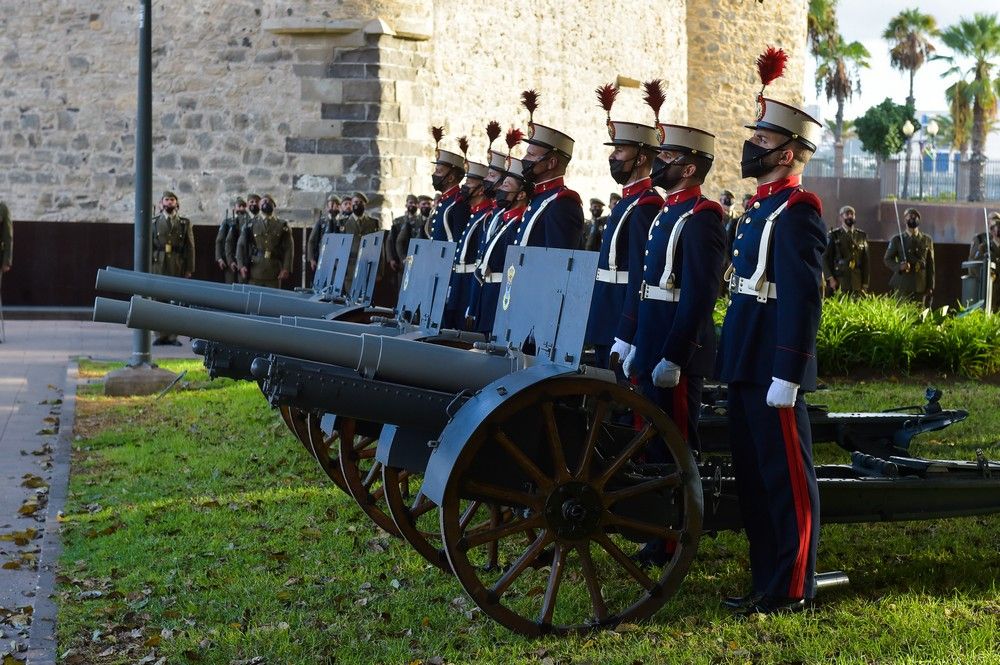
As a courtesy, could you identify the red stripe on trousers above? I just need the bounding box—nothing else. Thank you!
[779,407,811,599]
[672,375,689,442]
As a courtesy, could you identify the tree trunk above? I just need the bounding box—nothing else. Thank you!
[834,97,845,177]
[969,97,986,202]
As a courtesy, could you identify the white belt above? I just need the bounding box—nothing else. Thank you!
[484,272,504,284]
[730,274,777,301]
[596,268,629,284]
[453,264,477,274]
[639,280,680,302]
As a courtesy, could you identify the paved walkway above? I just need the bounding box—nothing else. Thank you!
[0,320,194,663]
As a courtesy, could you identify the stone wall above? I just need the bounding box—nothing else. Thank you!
[0,0,809,228]
[686,0,809,201]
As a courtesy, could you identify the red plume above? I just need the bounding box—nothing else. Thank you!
[520,89,539,123]
[431,125,444,149]
[642,79,666,124]
[458,135,469,158]
[486,120,501,148]
[756,46,788,89]
[505,127,524,152]
[595,83,619,120]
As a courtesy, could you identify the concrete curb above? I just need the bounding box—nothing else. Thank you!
[23,360,78,665]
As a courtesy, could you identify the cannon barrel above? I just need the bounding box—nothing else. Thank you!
[276,315,380,335]
[123,297,520,394]
[96,269,343,319]
[93,297,131,325]
[104,266,318,299]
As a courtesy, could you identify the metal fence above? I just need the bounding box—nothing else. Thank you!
[804,154,1000,201]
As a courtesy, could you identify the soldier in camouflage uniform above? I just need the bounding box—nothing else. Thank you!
[215,197,247,284]
[227,194,261,283]
[884,208,934,304]
[386,194,420,272]
[237,193,294,288]
[581,198,606,252]
[307,194,341,272]
[968,212,1000,311]
[823,205,869,295]
[151,191,196,345]
[337,195,354,228]
[342,192,381,291]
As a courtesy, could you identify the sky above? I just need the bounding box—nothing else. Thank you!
[801,0,999,154]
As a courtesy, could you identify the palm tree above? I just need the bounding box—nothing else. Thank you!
[944,80,973,158]
[808,0,839,55]
[883,9,939,198]
[815,37,871,176]
[940,13,1000,202]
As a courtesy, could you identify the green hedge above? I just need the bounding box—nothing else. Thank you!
[714,295,1000,378]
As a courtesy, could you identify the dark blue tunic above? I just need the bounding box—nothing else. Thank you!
[513,177,583,250]
[429,187,470,244]
[444,202,493,328]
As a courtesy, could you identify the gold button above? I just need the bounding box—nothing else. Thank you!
[733,249,739,257]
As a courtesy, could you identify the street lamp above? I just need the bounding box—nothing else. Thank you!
[902,120,915,199]
[918,120,939,200]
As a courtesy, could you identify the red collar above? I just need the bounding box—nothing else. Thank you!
[664,185,702,207]
[441,185,460,201]
[623,177,652,199]
[502,205,526,222]
[753,175,801,202]
[470,199,493,215]
[532,177,564,195]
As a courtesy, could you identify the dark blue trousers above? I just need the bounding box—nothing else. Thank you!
[727,382,820,600]
[639,374,704,455]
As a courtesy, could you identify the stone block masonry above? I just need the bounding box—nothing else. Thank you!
[0,1,808,228]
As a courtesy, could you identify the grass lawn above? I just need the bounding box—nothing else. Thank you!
[57,360,1000,664]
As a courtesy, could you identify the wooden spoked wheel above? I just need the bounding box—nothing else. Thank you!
[438,376,703,636]
[381,465,449,570]
[279,405,313,455]
[304,412,348,493]
[337,418,404,538]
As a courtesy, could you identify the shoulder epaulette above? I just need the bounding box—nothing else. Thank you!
[637,192,664,207]
[788,189,822,216]
[555,188,582,205]
[692,198,724,217]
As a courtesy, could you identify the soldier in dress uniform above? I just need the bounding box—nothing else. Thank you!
[445,149,494,330]
[215,197,247,284]
[583,198,607,251]
[308,194,341,272]
[465,146,511,331]
[151,191,196,345]
[585,83,663,370]
[823,205,869,295]
[514,90,584,249]
[715,48,826,616]
[884,207,934,304]
[473,154,530,335]
[236,193,294,288]
[427,129,471,243]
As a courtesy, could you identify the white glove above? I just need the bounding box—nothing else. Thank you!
[622,347,637,379]
[610,337,633,366]
[766,377,800,408]
[652,359,681,388]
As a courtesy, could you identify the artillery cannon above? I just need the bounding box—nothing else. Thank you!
[100,244,1000,637]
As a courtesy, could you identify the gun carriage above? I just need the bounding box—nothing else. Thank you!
[96,244,1000,637]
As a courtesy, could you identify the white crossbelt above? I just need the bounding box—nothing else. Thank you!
[605,196,641,274]
[453,264,478,274]
[724,200,789,303]
[596,268,629,284]
[479,215,521,284]
[639,209,694,301]
[440,201,457,242]
[516,191,561,246]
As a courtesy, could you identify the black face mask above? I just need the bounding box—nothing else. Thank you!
[248,204,260,215]
[162,205,176,214]
[260,202,274,215]
[608,157,637,186]
[482,179,499,198]
[650,157,685,191]
[519,151,550,185]
[352,204,365,216]
[906,219,919,229]
[431,174,448,192]
[420,207,431,218]
[406,204,418,215]
[495,189,520,210]
[721,196,734,207]
[740,139,791,179]
[844,217,855,226]
[460,183,481,200]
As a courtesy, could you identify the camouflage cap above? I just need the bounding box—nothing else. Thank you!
[161,190,178,200]
[903,208,920,219]
[406,193,418,203]
[247,193,261,202]
[261,193,276,204]
[589,198,605,207]
[417,194,433,203]
[839,205,855,215]
[326,194,341,204]
[232,197,247,206]
[352,192,369,204]
[990,211,1000,222]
